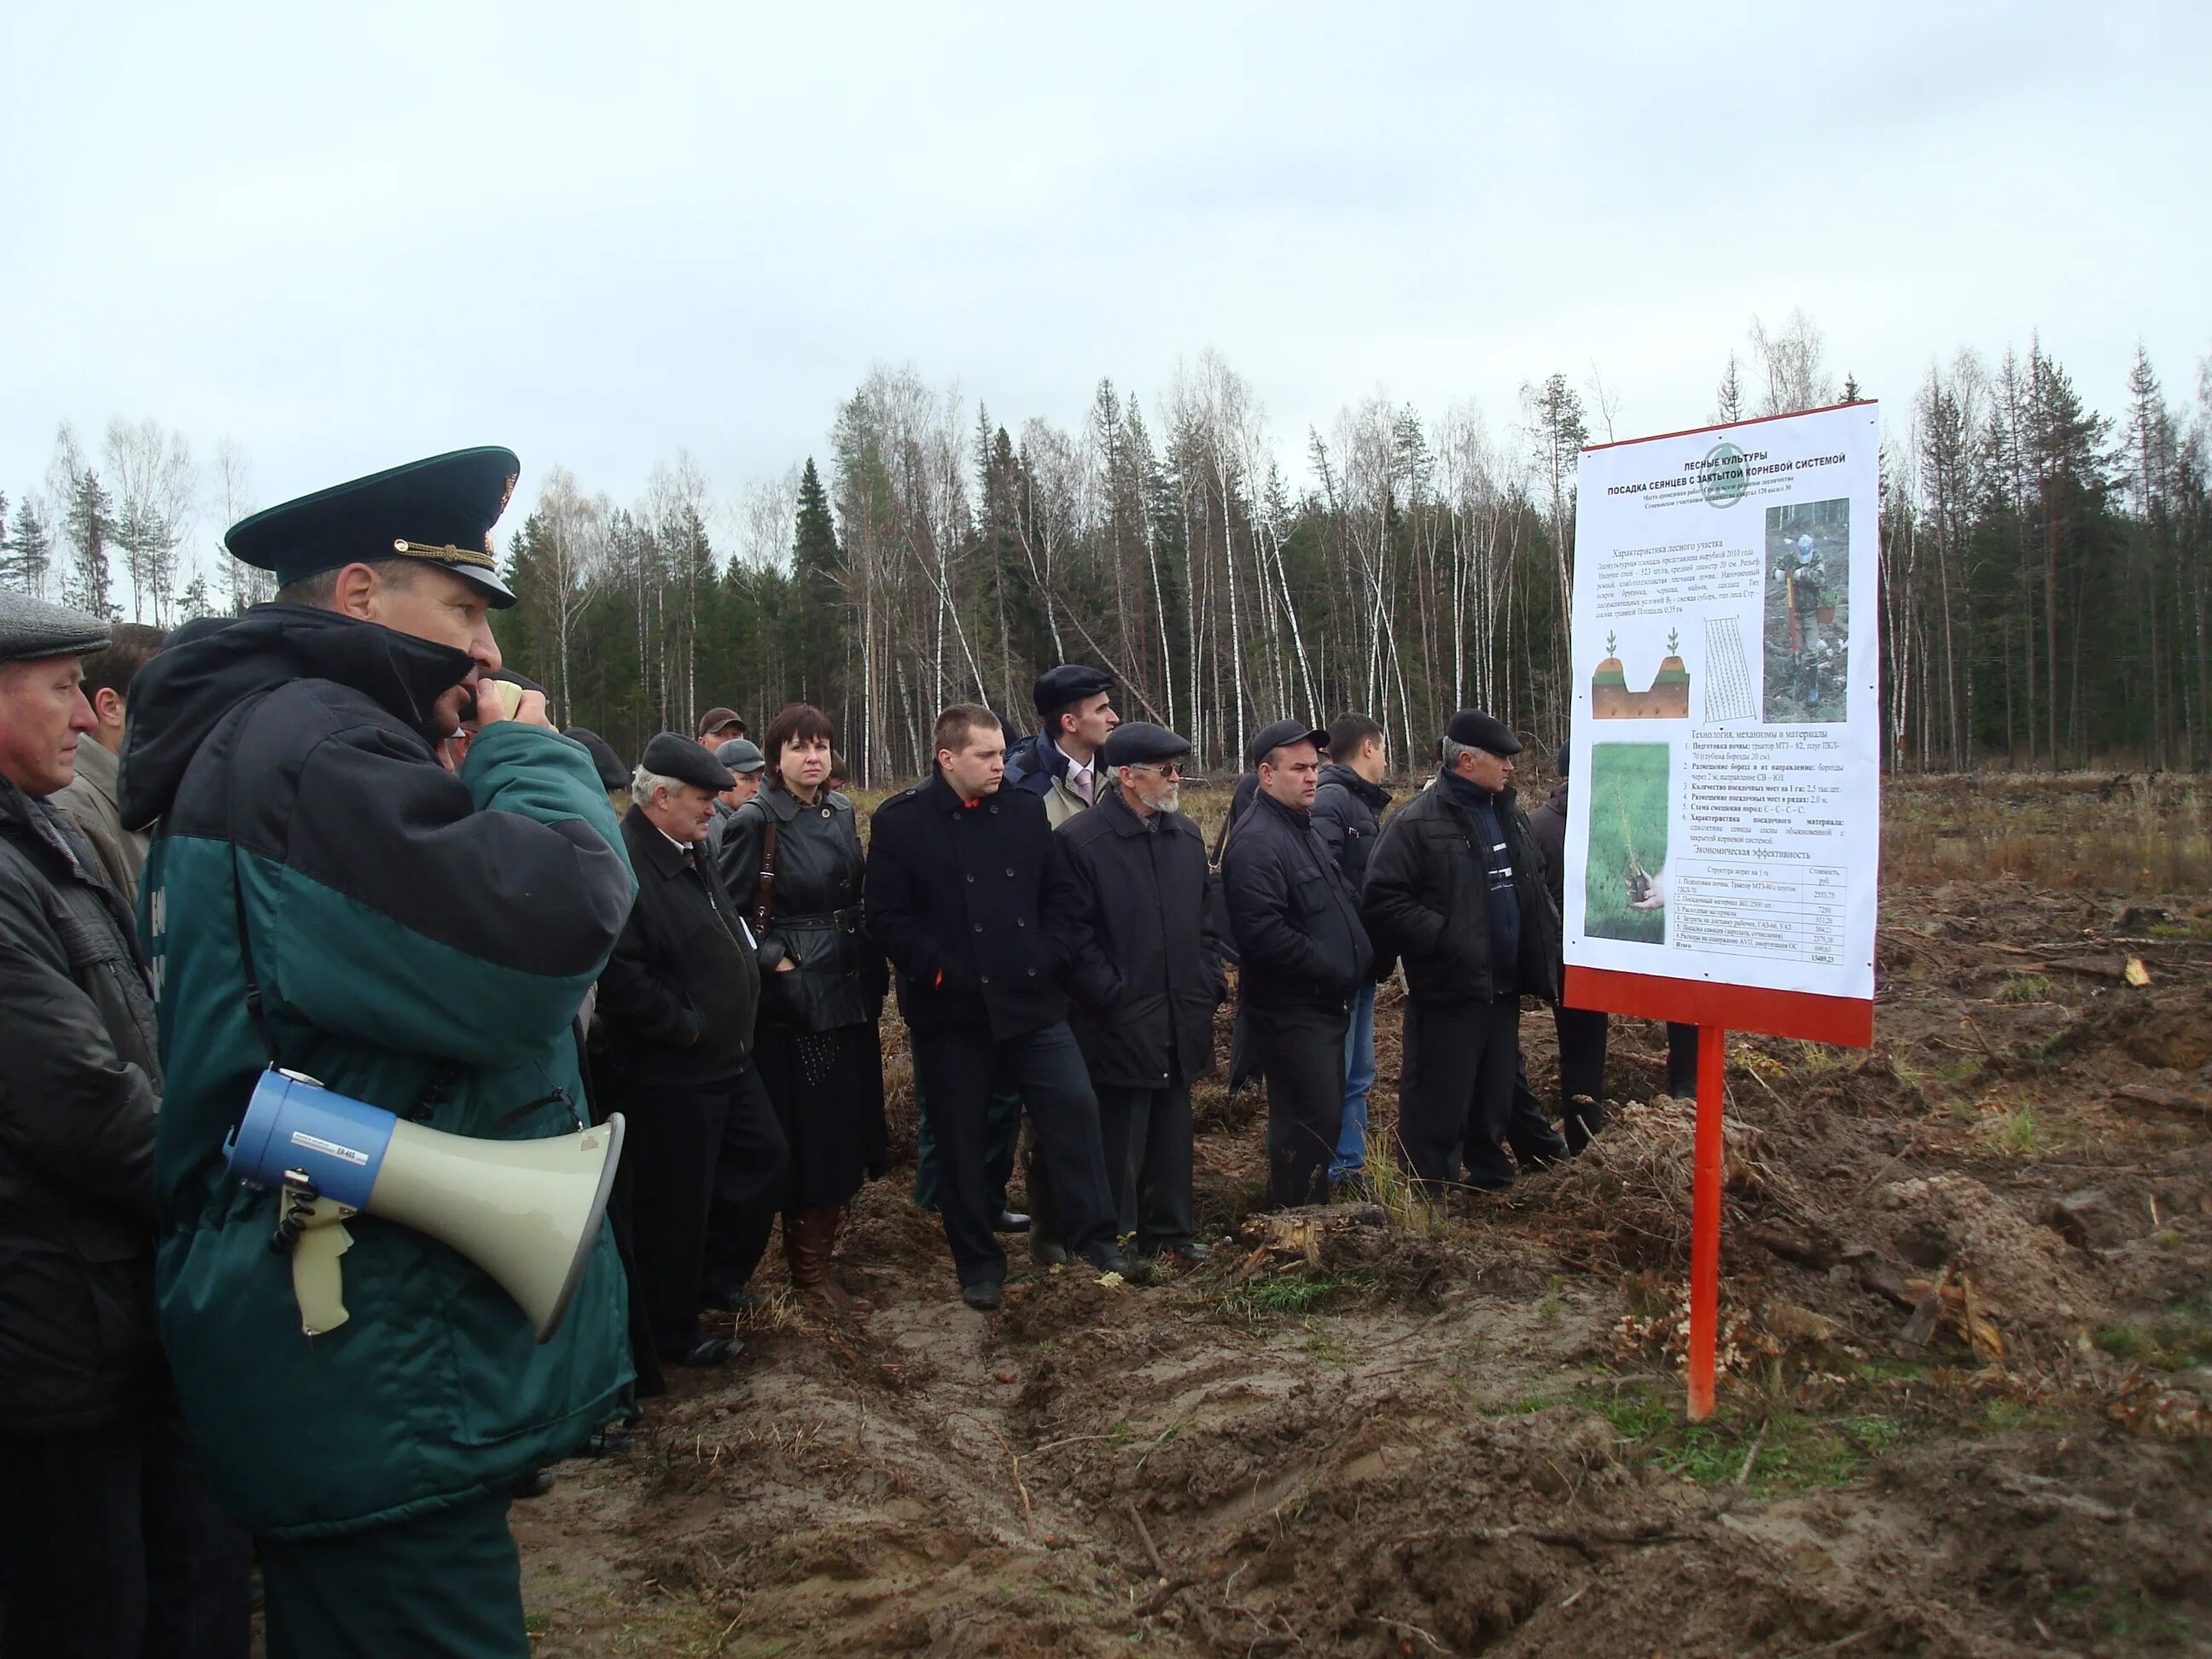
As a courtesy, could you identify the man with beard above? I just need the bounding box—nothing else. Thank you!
[120,448,636,1657]
[1051,722,1226,1269]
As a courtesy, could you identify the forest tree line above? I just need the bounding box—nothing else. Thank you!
[7,312,2209,780]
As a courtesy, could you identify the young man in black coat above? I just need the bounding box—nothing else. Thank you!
[1311,712,1393,1182]
[1051,723,1227,1268]
[1363,710,1568,1191]
[597,733,789,1365]
[866,704,1126,1310]
[1220,719,1375,1208]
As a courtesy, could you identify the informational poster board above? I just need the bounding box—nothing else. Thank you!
[1563,402,1880,1043]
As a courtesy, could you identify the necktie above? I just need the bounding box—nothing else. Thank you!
[1074,765,1093,806]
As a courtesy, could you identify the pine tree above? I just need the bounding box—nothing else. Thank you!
[789,457,841,712]
[62,469,119,619]
[1842,374,1862,404]
[3,498,54,597]
[1714,353,1745,424]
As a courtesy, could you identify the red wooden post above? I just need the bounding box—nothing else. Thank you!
[1685,1023,1728,1420]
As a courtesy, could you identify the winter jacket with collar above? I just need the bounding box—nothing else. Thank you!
[1220,789,1374,1010]
[597,806,763,1080]
[1051,789,1228,1088]
[865,773,1076,1039]
[1310,762,1393,893]
[118,602,637,1538]
[1361,774,1561,1005]
[713,784,882,1035]
[0,778,163,1434]
[1002,732,1096,827]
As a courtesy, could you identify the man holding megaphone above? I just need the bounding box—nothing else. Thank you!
[119,449,640,1659]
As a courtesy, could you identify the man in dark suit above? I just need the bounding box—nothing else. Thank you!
[865,704,1126,1310]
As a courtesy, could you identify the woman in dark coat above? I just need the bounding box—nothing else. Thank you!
[717,703,887,1312]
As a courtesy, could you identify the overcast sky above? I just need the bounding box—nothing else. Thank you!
[3,1,2205,561]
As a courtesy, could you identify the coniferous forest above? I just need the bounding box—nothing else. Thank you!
[9,314,2209,780]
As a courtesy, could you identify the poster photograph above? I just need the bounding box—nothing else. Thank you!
[1563,402,1882,1005]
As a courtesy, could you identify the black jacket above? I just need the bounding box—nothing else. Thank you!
[0,779,164,1434]
[1052,792,1228,1088]
[1311,763,1392,891]
[715,786,882,1034]
[1220,789,1373,1010]
[865,775,1074,1039]
[598,808,764,1081]
[1528,779,1569,910]
[1362,779,1560,1005]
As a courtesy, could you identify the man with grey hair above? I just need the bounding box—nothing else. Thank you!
[1363,710,1567,1191]
[597,733,788,1367]
[0,591,250,1656]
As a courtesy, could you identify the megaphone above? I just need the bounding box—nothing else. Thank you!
[225,1068,624,1343]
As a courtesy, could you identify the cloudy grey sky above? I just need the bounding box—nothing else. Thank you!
[4,0,2205,559]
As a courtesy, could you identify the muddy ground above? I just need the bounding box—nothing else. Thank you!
[510,778,2212,1658]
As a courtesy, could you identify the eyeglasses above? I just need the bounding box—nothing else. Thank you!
[1128,763,1185,779]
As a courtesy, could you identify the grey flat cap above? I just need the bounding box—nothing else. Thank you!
[714,738,765,773]
[0,591,110,664]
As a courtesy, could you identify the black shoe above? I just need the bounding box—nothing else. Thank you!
[994,1209,1032,1234]
[703,1281,765,1315]
[1030,1233,1071,1267]
[583,1426,633,1458]
[1160,1242,1213,1266]
[664,1335,742,1367]
[1087,1244,1131,1276]
[509,1468,554,1499]
[962,1281,1004,1313]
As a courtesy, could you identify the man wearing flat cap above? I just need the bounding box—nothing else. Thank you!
[704,736,766,872]
[1004,663,1119,826]
[596,734,788,1366]
[1363,710,1567,1192]
[1220,719,1375,1208]
[119,448,637,1656]
[1051,723,1227,1267]
[0,592,250,1656]
[565,725,632,813]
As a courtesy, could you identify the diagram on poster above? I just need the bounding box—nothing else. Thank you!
[1563,403,1880,1004]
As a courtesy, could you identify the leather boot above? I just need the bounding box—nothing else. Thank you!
[794,1204,870,1316]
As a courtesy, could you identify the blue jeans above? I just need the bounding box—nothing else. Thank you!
[1332,981,1377,1179]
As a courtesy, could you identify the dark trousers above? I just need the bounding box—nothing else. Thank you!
[0,1406,251,1659]
[1399,995,1522,1190]
[1021,1119,1060,1240]
[913,1088,1020,1215]
[912,1021,1117,1289]
[622,1062,787,1353]
[1553,1002,1611,1153]
[700,1058,793,1298]
[1666,1022,1700,1097]
[1246,999,1350,1208]
[1096,1084,1196,1251]
[260,1495,525,1658]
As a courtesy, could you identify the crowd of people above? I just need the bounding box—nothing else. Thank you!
[0,445,1694,1657]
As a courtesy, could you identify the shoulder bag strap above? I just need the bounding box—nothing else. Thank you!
[750,818,778,938]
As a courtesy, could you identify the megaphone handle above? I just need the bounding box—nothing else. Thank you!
[288,1202,356,1337]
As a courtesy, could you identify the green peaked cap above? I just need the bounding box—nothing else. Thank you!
[225,446,522,607]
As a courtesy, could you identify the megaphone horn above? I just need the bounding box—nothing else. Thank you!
[225,1068,623,1342]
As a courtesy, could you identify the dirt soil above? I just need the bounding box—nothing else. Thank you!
[509,822,2212,1657]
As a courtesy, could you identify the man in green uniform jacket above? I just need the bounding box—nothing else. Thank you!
[119,448,637,1658]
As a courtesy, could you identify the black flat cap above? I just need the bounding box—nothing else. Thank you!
[1445,709,1522,756]
[0,591,109,663]
[1031,664,1114,719]
[1245,719,1329,769]
[563,726,628,793]
[714,738,765,774]
[639,731,733,792]
[225,446,521,608]
[1101,722,1191,770]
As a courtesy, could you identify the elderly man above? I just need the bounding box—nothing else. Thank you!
[0,593,249,1658]
[1363,711,1566,1192]
[867,704,1125,1310]
[705,736,766,874]
[698,706,747,746]
[120,447,634,1658]
[597,734,788,1366]
[1220,719,1374,1209]
[1052,722,1226,1269]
